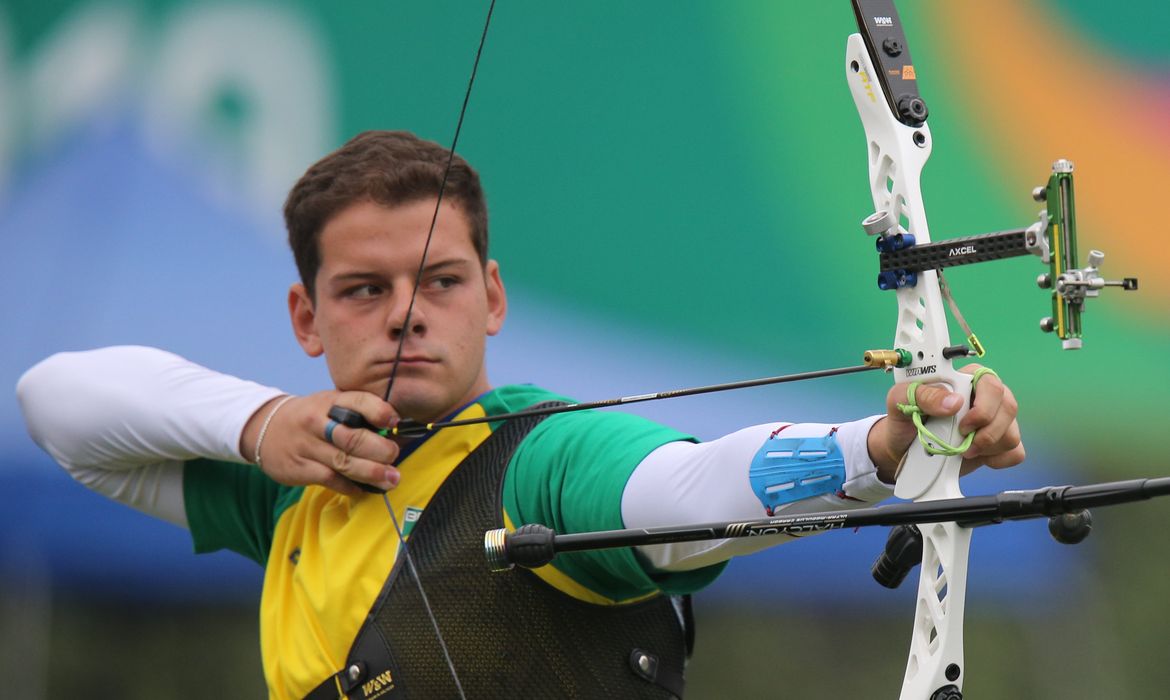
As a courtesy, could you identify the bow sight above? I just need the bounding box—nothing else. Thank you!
[863,158,1138,351]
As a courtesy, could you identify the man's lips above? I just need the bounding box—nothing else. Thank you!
[376,356,439,366]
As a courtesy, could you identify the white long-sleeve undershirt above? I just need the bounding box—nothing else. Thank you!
[16,346,284,528]
[16,346,892,572]
[623,417,890,572]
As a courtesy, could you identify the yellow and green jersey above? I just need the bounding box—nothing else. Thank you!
[182,384,725,699]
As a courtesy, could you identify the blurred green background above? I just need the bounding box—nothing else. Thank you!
[2,0,1168,697]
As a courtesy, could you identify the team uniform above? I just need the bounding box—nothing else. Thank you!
[189,385,722,696]
[18,346,893,698]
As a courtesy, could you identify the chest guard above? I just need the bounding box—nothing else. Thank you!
[306,404,691,699]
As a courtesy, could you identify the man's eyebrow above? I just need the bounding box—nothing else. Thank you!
[329,270,384,283]
[422,257,474,273]
[328,258,474,283]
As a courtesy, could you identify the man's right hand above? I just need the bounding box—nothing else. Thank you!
[241,392,401,495]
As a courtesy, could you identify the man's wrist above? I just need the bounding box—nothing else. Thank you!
[241,395,291,464]
[866,417,902,484]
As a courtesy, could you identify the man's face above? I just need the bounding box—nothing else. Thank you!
[289,198,506,423]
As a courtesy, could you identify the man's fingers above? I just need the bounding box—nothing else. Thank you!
[962,406,1014,458]
[891,372,1012,429]
[319,471,364,497]
[253,390,405,494]
[883,365,1024,479]
[981,441,1027,469]
[331,450,401,491]
[958,375,1008,435]
[324,419,400,465]
[960,391,1008,455]
[962,379,1018,458]
[294,449,399,494]
[964,413,1022,460]
[335,391,398,431]
[308,439,400,491]
[890,382,964,419]
[313,404,401,493]
[961,441,1026,474]
[282,456,364,496]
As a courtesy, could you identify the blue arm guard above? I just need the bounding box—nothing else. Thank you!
[749,430,846,516]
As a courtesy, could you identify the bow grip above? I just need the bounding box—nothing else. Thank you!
[893,366,973,501]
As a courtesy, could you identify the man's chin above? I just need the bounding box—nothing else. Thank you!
[348,370,433,400]
[385,388,451,424]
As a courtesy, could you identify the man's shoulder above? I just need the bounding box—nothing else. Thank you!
[479,384,574,416]
[482,383,697,442]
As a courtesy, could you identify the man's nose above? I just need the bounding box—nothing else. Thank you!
[387,293,426,340]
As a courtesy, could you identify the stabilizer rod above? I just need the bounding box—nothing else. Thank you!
[485,476,1170,571]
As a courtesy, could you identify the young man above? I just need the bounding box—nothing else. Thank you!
[18,131,1023,699]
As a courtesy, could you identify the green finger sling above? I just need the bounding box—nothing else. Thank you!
[896,367,999,457]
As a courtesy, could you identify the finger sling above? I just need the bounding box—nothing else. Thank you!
[896,368,999,456]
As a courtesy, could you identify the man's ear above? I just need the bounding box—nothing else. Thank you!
[484,260,507,336]
[288,283,324,357]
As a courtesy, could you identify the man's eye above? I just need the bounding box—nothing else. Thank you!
[347,284,382,299]
[430,276,459,290]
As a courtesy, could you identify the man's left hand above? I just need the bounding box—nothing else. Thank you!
[868,364,1024,484]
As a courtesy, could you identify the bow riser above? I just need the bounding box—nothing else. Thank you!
[846,31,973,700]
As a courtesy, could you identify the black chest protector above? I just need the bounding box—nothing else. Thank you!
[305,405,692,700]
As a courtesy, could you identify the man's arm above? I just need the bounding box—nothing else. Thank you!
[16,346,285,527]
[623,368,1023,573]
[17,346,406,522]
[622,417,889,572]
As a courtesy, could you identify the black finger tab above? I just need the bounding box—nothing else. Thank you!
[328,405,376,431]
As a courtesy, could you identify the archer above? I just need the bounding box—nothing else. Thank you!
[17,130,1023,699]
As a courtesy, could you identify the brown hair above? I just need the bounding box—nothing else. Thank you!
[283,130,488,297]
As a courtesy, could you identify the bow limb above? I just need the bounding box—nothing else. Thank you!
[846,10,973,700]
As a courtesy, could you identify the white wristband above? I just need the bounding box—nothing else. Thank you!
[254,395,295,468]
